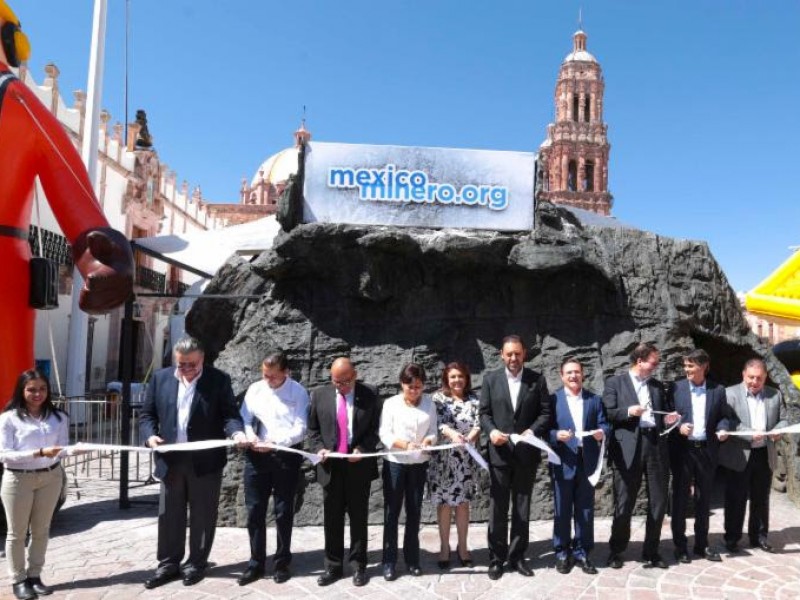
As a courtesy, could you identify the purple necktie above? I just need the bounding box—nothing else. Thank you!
[336,392,348,454]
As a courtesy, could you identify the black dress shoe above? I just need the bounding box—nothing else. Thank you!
[753,539,774,553]
[382,563,397,581]
[457,546,474,568]
[182,570,205,586]
[408,565,423,576]
[237,566,264,586]
[694,547,722,562]
[273,567,291,584]
[12,581,36,600]
[674,548,692,564]
[555,556,572,574]
[487,563,503,580]
[575,557,597,575]
[317,569,343,586]
[353,567,368,587]
[607,554,623,569]
[437,554,450,570]
[642,555,668,569]
[511,560,534,577]
[27,577,52,595]
[725,541,740,553]
[144,570,179,589]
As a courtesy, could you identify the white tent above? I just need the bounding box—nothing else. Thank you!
[133,215,281,278]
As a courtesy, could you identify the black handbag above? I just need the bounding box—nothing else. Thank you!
[29,256,59,310]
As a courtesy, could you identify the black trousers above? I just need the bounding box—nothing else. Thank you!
[382,461,427,567]
[487,459,536,566]
[322,460,372,570]
[609,430,669,558]
[724,447,772,545]
[671,442,715,552]
[157,457,222,573]
[244,450,302,570]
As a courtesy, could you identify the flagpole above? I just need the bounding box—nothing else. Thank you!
[65,0,108,403]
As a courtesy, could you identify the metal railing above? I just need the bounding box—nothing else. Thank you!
[53,393,155,486]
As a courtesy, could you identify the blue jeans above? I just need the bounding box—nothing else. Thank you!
[382,461,428,567]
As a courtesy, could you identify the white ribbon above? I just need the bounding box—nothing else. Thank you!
[725,423,800,437]
[69,440,491,471]
[509,433,561,465]
[578,430,606,487]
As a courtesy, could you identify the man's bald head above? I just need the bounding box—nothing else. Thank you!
[330,357,356,394]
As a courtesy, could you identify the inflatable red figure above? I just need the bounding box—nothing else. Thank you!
[0,1,134,405]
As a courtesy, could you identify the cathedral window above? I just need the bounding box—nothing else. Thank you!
[585,161,595,191]
[572,95,579,122]
[584,95,591,122]
[568,160,578,191]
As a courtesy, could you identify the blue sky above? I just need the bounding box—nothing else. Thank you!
[15,1,800,293]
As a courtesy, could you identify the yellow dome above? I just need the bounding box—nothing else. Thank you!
[251,147,300,187]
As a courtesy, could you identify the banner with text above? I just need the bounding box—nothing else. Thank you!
[303,141,535,231]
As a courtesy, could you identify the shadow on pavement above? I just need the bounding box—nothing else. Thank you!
[51,494,158,537]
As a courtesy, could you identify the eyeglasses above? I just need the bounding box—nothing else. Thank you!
[177,361,200,370]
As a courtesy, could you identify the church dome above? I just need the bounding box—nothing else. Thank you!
[564,29,597,64]
[250,146,300,188]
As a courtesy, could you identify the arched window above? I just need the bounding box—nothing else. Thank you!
[567,160,578,191]
[572,95,579,122]
[584,161,595,191]
[583,95,591,122]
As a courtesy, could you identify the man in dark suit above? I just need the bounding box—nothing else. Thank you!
[669,349,733,564]
[549,357,609,575]
[479,335,552,580]
[603,342,679,570]
[139,336,245,589]
[307,357,381,587]
[718,358,788,553]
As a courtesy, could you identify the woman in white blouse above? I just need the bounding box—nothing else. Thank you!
[378,363,437,581]
[0,369,68,600]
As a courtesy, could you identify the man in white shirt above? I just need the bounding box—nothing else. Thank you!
[237,350,309,586]
[140,337,246,589]
[479,335,551,580]
[718,358,787,553]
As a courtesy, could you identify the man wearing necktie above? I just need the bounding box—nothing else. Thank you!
[668,349,733,564]
[718,358,787,553]
[603,343,679,570]
[237,350,310,586]
[307,358,381,587]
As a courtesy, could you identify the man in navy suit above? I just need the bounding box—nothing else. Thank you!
[479,335,552,580]
[548,358,609,575]
[669,349,733,563]
[603,342,679,570]
[140,336,246,589]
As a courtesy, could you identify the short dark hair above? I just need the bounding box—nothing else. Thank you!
[5,369,63,421]
[263,350,289,371]
[441,362,472,396]
[399,363,426,385]
[743,357,766,372]
[560,356,583,373]
[630,342,658,364]
[684,349,710,366]
[502,334,525,348]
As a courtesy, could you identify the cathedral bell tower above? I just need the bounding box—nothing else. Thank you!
[537,28,612,215]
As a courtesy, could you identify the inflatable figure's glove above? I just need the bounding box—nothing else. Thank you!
[72,227,134,314]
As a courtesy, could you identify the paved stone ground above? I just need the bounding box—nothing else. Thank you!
[3,467,800,600]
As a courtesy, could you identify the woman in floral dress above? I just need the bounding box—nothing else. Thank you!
[429,362,481,569]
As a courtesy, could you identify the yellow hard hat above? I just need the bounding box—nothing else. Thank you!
[0,0,31,67]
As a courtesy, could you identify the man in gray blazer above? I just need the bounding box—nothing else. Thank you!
[718,358,788,553]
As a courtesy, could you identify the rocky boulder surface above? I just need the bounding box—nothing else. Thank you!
[187,202,799,527]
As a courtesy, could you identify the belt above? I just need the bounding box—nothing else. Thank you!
[0,225,29,240]
[689,440,707,448]
[7,462,61,474]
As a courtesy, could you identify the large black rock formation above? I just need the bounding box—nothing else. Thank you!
[187,201,799,527]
